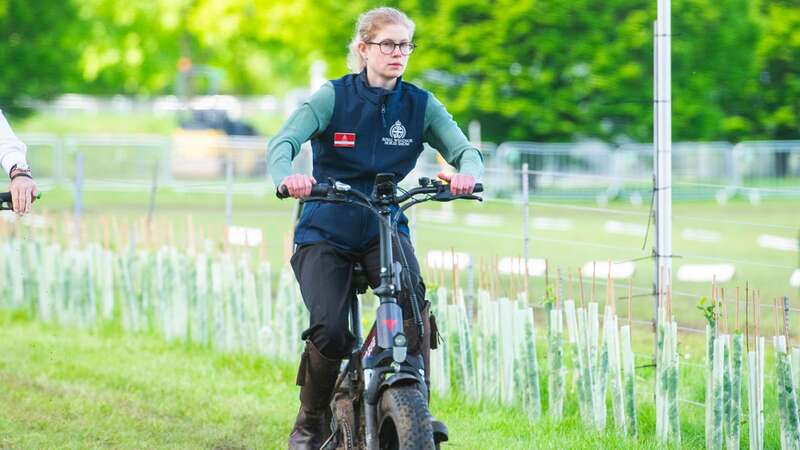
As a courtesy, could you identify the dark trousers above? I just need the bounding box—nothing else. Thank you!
[290,234,426,360]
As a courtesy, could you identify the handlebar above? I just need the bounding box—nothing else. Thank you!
[277,178,483,204]
[0,191,41,210]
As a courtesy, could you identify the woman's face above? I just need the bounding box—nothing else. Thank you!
[359,23,412,81]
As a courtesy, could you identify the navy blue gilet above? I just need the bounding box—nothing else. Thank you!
[294,70,428,252]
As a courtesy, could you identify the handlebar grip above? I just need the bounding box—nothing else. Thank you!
[309,183,331,197]
[473,183,483,193]
[276,183,331,199]
[276,186,290,199]
[0,192,10,203]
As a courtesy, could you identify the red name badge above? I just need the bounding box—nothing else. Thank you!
[334,132,356,148]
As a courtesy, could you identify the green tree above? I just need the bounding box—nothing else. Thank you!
[73,0,192,95]
[400,0,656,143]
[0,0,82,114]
[753,0,800,140]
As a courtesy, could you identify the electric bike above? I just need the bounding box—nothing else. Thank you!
[279,174,483,449]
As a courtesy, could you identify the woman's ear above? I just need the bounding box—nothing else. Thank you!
[357,41,368,60]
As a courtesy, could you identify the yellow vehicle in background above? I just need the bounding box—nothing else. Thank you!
[171,60,260,178]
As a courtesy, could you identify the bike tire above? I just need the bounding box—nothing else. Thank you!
[377,385,435,450]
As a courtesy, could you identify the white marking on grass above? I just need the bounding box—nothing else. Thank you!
[227,226,263,247]
[426,250,471,270]
[497,257,547,276]
[604,220,647,237]
[681,228,721,243]
[418,203,454,224]
[676,264,736,283]
[791,269,800,288]
[580,261,636,279]
[464,213,503,227]
[757,234,798,252]
[532,217,574,231]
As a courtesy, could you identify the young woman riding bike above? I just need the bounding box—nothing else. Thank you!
[267,7,484,449]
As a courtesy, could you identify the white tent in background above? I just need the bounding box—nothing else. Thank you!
[580,261,636,279]
[676,264,736,283]
[496,257,547,276]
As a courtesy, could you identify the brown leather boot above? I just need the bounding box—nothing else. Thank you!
[288,341,341,450]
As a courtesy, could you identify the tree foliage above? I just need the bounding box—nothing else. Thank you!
[1,0,797,141]
[0,0,82,114]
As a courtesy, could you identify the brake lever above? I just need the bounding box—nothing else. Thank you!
[434,192,483,202]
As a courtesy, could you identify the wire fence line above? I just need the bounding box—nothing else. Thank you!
[415,220,796,275]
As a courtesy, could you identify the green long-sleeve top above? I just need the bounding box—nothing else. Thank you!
[267,82,484,187]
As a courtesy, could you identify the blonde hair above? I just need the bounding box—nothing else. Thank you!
[347,7,415,73]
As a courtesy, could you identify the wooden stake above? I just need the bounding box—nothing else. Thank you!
[721,287,728,334]
[627,277,633,327]
[754,289,760,340]
[745,283,750,352]
[591,261,596,304]
[736,286,740,333]
[666,285,672,320]
[773,297,780,338]
[556,268,562,310]
[544,258,550,295]
[578,268,586,310]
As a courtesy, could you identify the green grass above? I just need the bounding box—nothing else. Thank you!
[0,308,786,449]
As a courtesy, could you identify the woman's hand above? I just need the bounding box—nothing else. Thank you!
[437,171,476,195]
[280,174,317,199]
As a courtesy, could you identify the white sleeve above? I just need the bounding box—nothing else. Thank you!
[0,110,27,176]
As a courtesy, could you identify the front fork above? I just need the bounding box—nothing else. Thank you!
[366,207,405,450]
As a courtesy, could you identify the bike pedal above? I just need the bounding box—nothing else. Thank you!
[432,419,449,443]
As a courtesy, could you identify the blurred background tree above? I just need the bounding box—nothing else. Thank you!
[1,0,797,141]
[0,0,83,115]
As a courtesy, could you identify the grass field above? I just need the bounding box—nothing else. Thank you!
[1,308,787,449]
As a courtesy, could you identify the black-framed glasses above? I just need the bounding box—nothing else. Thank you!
[365,40,416,56]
